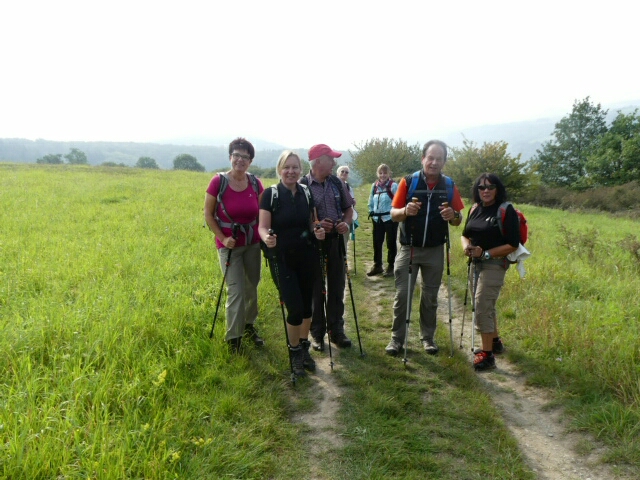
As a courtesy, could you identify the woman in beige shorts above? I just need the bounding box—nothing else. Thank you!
[461,173,520,371]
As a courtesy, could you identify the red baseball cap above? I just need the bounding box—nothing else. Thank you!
[308,144,342,161]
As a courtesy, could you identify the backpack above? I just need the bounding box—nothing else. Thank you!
[269,183,312,214]
[405,171,454,204]
[215,172,261,243]
[371,179,396,200]
[470,201,528,245]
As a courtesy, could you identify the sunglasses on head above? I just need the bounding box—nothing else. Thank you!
[478,184,497,191]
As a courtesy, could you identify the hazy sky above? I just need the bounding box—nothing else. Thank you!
[2,1,638,150]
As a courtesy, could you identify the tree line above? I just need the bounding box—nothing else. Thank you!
[349,97,640,210]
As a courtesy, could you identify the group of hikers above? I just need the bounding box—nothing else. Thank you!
[204,137,522,378]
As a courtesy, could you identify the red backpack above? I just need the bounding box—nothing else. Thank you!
[471,202,528,245]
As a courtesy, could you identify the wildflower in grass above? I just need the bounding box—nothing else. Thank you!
[153,369,167,386]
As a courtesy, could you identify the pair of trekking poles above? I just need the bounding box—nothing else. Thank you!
[267,222,364,383]
[310,219,365,370]
[401,200,458,365]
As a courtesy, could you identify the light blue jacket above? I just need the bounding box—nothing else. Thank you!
[367,180,398,223]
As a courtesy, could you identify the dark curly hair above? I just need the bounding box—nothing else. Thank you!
[471,173,507,204]
[228,137,255,160]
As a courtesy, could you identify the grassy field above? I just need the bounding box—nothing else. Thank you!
[1,163,638,478]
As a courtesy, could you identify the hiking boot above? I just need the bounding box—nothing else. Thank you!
[330,331,352,348]
[227,337,242,353]
[422,338,439,355]
[244,324,265,347]
[492,337,505,354]
[383,265,394,277]
[289,346,307,378]
[473,351,496,371]
[311,335,325,352]
[300,339,316,372]
[367,264,384,276]
[385,338,403,356]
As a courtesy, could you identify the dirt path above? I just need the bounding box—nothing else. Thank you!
[294,271,632,479]
[443,288,632,480]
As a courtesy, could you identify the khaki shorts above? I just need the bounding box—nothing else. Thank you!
[472,262,507,333]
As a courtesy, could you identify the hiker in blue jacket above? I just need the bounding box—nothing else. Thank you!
[461,173,519,371]
[367,164,398,277]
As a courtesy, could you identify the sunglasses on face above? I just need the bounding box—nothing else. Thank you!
[478,184,497,191]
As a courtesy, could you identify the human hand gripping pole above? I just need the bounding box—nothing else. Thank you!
[210,223,239,339]
[402,197,419,365]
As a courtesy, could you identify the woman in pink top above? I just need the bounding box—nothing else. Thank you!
[204,137,264,352]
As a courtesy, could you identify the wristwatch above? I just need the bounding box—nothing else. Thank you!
[483,250,491,260]
[453,211,461,220]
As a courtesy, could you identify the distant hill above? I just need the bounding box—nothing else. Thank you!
[0,138,291,171]
[2,101,637,169]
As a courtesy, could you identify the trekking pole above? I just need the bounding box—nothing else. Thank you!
[209,224,239,339]
[352,228,357,275]
[403,197,419,366]
[459,258,472,349]
[315,215,334,371]
[443,202,455,358]
[267,229,297,385]
[339,233,365,357]
[470,259,480,353]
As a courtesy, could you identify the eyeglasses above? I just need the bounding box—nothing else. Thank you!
[231,153,251,161]
[477,184,497,191]
[339,171,349,175]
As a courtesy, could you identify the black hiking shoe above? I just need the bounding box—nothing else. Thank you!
[330,331,352,348]
[300,339,316,372]
[244,324,265,347]
[367,264,384,276]
[227,337,242,353]
[492,337,505,354]
[383,265,394,277]
[385,338,403,356]
[473,351,496,371]
[311,335,325,352]
[289,346,307,377]
[422,338,439,355]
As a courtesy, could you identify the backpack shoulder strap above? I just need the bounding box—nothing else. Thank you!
[328,174,347,207]
[217,173,229,203]
[247,173,260,196]
[406,171,420,200]
[496,202,511,237]
[386,180,395,199]
[269,184,279,212]
[299,183,312,207]
[443,175,454,204]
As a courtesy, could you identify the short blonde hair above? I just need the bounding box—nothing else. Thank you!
[337,165,350,175]
[276,150,302,177]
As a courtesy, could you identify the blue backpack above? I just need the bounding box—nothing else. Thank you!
[405,171,454,203]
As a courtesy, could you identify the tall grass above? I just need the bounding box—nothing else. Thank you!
[1,164,302,478]
[2,163,638,477]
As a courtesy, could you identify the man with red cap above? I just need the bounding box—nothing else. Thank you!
[300,144,355,352]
